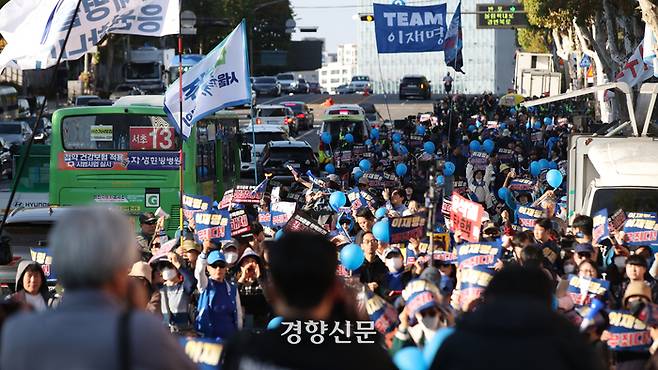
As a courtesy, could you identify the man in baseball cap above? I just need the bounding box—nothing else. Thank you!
[136,212,158,259]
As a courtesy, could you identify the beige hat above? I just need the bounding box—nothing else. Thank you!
[623,281,652,305]
[128,261,152,285]
[182,239,201,253]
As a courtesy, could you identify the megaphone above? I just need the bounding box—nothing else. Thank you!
[155,207,170,220]
[579,298,605,332]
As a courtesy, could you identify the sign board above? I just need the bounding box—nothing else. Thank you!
[476,4,529,29]
[373,3,448,53]
[450,192,484,242]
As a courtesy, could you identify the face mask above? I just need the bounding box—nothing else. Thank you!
[161,268,177,282]
[416,313,440,331]
[563,264,575,274]
[385,257,403,272]
[614,256,627,269]
[225,251,238,265]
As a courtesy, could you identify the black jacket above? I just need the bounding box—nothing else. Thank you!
[430,299,604,370]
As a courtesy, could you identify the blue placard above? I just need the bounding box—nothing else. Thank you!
[517,206,544,231]
[179,337,223,370]
[258,211,289,228]
[592,209,610,244]
[459,265,494,310]
[456,240,502,270]
[389,215,426,244]
[565,274,610,307]
[195,209,232,244]
[30,247,56,282]
[373,3,447,53]
[623,218,658,247]
[182,194,212,221]
[607,310,652,352]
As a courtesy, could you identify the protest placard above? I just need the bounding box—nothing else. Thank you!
[468,152,489,171]
[182,194,211,221]
[229,209,251,237]
[592,209,610,244]
[456,240,503,270]
[623,218,658,247]
[517,206,544,231]
[607,310,652,352]
[232,185,262,204]
[609,209,627,232]
[450,192,484,242]
[389,215,426,244]
[179,337,223,370]
[195,210,231,244]
[283,210,329,236]
[566,274,610,307]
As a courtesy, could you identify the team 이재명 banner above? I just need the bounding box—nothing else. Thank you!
[373,2,447,53]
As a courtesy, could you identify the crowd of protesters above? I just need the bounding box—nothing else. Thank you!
[0,93,655,370]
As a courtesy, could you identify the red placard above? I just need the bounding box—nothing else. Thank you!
[129,127,175,150]
[450,192,484,243]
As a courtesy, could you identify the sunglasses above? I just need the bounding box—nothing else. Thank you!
[143,220,157,225]
[209,263,227,269]
[577,252,591,259]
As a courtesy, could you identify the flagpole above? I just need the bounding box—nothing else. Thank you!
[178,1,185,232]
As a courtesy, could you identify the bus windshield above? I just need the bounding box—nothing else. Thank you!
[62,114,180,151]
[590,188,658,213]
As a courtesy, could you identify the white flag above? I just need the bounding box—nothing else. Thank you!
[614,42,653,87]
[0,0,179,70]
[164,21,251,140]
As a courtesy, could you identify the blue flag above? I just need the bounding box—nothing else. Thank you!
[373,3,447,53]
[251,178,269,196]
[443,2,464,73]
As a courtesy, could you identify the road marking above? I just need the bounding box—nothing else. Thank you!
[259,97,282,105]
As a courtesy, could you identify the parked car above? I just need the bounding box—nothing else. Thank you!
[359,103,384,128]
[308,82,323,94]
[0,121,32,147]
[335,84,355,95]
[239,125,290,176]
[254,105,298,136]
[74,95,101,106]
[399,75,432,100]
[252,76,281,97]
[257,140,318,183]
[349,75,373,94]
[292,78,310,94]
[281,101,314,130]
[276,73,297,94]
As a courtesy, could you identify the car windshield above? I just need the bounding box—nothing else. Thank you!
[268,147,314,163]
[590,188,658,213]
[323,120,366,138]
[402,77,424,85]
[127,62,159,80]
[352,76,369,82]
[0,124,21,134]
[277,74,294,81]
[75,96,99,105]
[2,222,53,246]
[251,132,288,145]
[256,77,276,84]
[282,103,303,113]
[258,108,287,117]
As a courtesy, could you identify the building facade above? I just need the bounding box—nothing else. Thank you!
[318,43,358,94]
[356,0,517,95]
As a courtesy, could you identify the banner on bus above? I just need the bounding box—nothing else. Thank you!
[58,152,181,171]
[373,3,447,53]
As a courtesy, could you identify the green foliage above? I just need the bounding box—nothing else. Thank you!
[517,28,551,53]
[522,0,600,30]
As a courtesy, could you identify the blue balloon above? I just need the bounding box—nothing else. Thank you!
[416,125,426,135]
[375,207,388,219]
[274,229,284,241]
[499,122,507,130]
[372,219,390,243]
[321,131,332,145]
[399,145,409,155]
[530,161,541,177]
[538,158,549,170]
[533,121,542,130]
[548,161,558,169]
[423,141,436,154]
[546,169,563,188]
[526,121,531,129]
[394,347,428,370]
[444,161,455,176]
[423,328,455,365]
[365,139,372,146]
[359,159,371,172]
[325,163,335,174]
[482,139,494,154]
[329,191,347,211]
[344,133,354,143]
[510,108,517,115]
[353,168,363,181]
[392,132,402,143]
[544,117,552,125]
[436,175,445,186]
[498,187,510,201]
[469,140,481,152]
[476,120,482,128]
[267,316,284,330]
[395,163,408,177]
[340,243,365,271]
[393,143,401,153]
[468,125,476,133]
[370,128,379,140]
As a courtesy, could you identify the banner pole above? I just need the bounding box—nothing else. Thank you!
[178,1,184,232]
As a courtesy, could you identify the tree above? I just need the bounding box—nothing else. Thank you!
[517,28,551,53]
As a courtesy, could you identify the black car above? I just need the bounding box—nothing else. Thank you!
[25,116,52,143]
[257,141,318,184]
[308,82,323,94]
[281,101,315,130]
[252,76,281,97]
[399,75,432,100]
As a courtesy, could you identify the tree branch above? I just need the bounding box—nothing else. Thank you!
[602,0,626,64]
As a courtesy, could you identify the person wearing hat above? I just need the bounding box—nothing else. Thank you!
[136,212,158,259]
[382,246,413,302]
[180,239,202,272]
[572,243,595,268]
[195,241,243,339]
[614,280,653,370]
[237,248,271,329]
[158,252,196,333]
[127,261,160,314]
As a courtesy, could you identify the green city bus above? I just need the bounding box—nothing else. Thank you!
[48,100,241,235]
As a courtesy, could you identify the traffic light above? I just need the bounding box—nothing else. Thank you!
[360,14,374,22]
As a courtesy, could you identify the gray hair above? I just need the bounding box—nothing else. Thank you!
[50,207,138,289]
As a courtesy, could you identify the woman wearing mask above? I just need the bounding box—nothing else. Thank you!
[381,247,412,302]
[8,261,51,311]
[222,241,240,279]
[159,252,196,333]
[128,261,160,315]
[466,165,494,208]
[236,248,271,329]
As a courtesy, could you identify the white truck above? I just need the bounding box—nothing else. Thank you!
[514,51,561,97]
[125,46,167,93]
[522,82,658,219]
